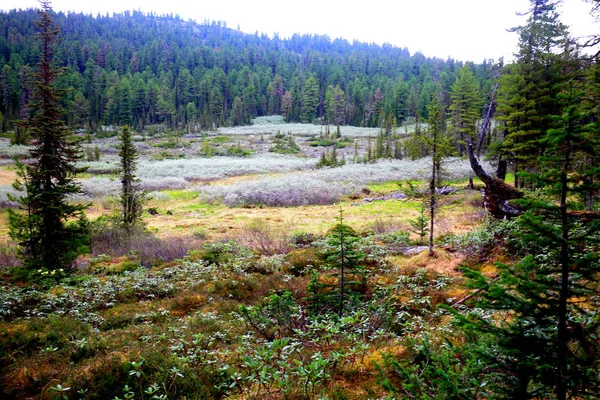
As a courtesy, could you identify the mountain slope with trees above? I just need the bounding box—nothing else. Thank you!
[0,9,493,132]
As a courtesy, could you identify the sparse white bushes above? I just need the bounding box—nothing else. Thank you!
[78,177,120,198]
[79,160,120,174]
[78,176,189,198]
[0,139,30,159]
[140,177,189,192]
[197,157,488,207]
[0,185,19,208]
[199,175,359,206]
[217,115,419,137]
[219,122,382,138]
[137,155,315,181]
[313,158,486,184]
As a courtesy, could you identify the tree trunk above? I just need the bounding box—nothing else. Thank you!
[467,139,523,219]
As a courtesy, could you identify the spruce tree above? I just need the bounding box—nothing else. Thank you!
[119,125,145,232]
[422,95,452,256]
[309,209,366,316]
[8,0,89,274]
[453,74,600,399]
[496,0,568,187]
[301,76,319,123]
[448,65,481,156]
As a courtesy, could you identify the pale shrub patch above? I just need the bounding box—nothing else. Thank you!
[137,155,315,181]
[199,175,359,206]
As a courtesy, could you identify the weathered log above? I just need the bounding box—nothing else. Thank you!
[436,186,457,196]
[467,139,523,219]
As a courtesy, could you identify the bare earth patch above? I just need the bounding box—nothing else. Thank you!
[0,169,16,185]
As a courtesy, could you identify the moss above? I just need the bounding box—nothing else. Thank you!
[286,248,324,276]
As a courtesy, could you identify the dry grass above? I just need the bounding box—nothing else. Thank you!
[0,168,16,185]
[390,248,466,277]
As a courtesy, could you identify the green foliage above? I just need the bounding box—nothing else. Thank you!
[195,240,254,269]
[226,142,252,157]
[0,7,498,132]
[448,65,482,156]
[379,336,488,399]
[309,210,366,315]
[301,76,320,123]
[119,125,146,232]
[10,127,29,145]
[8,4,90,274]
[239,290,300,340]
[409,201,429,245]
[450,79,600,398]
[269,132,301,154]
[86,145,101,161]
[496,0,569,187]
[316,144,345,168]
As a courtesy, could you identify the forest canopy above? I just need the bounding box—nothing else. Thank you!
[0,9,493,132]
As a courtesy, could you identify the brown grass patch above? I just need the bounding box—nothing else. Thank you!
[169,293,208,316]
[390,248,465,277]
[0,168,16,185]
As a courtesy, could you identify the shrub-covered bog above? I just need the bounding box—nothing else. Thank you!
[199,175,360,206]
[198,157,487,207]
[137,154,315,181]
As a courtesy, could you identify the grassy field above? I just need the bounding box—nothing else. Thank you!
[0,120,500,399]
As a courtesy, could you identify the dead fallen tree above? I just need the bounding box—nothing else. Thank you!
[467,140,523,219]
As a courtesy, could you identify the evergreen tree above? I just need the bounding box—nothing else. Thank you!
[8,1,89,274]
[325,84,346,125]
[453,72,600,400]
[448,65,481,156]
[301,75,319,123]
[119,125,145,232]
[408,201,429,246]
[496,0,568,187]
[230,96,248,126]
[423,95,451,256]
[308,209,366,316]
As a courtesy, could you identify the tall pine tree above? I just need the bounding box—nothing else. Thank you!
[8,0,89,274]
[497,0,568,187]
[453,48,600,400]
[448,65,481,156]
[119,125,145,233]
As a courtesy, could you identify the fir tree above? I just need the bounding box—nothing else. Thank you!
[408,201,429,245]
[496,0,569,187]
[309,209,366,315]
[301,76,319,123]
[448,65,481,156]
[119,125,145,232]
[8,0,89,274]
[453,76,600,400]
[422,95,452,256]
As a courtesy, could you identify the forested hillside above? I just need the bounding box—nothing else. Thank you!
[0,9,493,131]
[1,1,600,399]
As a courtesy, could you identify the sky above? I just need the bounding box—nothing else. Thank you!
[1,0,598,62]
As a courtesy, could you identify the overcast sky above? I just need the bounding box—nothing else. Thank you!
[1,0,598,62]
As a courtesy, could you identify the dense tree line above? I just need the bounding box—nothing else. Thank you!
[0,9,494,132]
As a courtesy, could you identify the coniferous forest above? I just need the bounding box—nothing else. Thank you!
[0,8,493,132]
[1,1,600,399]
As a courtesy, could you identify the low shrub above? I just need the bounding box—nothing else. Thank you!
[285,248,323,276]
[236,219,293,256]
[199,175,359,207]
[90,218,198,267]
[443,218,518,263]
[194,240,254,269]
[0,239,20,268]
[372,230,411,253]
